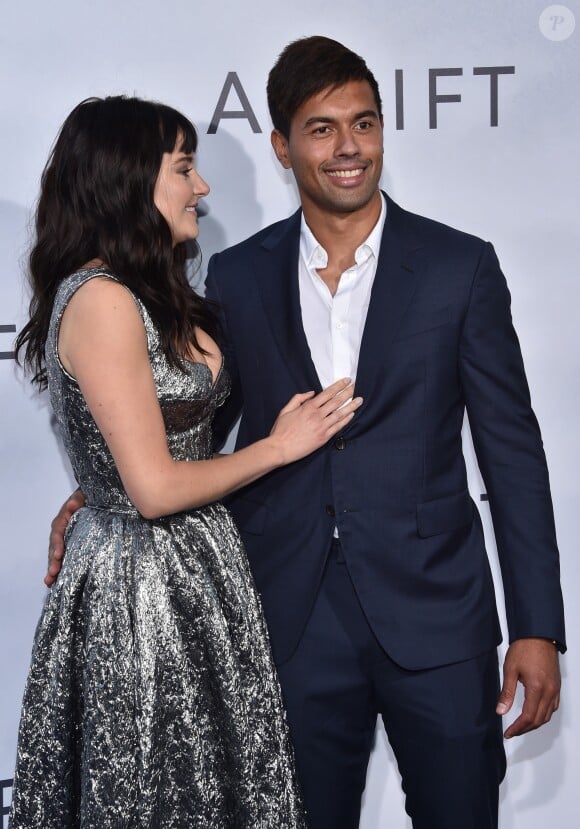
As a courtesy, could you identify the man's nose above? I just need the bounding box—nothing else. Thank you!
[334,127,360,156]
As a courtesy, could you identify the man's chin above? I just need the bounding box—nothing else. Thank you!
[319,188,381,215]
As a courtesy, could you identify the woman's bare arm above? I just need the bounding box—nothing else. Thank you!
[57,277,360,520]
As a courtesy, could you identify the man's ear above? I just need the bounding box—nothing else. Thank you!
[271,129,292,170]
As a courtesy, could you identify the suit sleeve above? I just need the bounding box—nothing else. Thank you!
[459,242,566,650]
[205,253,244,452]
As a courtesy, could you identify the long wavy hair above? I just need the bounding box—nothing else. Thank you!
[15,95,220,389]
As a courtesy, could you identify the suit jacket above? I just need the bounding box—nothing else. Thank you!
[205,194,566,669]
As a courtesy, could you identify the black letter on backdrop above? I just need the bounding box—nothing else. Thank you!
[395,69,404,130]
[208,72,262,134]
[429,68,463,129]
[1,778,13,824]
[473,66,515,126]
[0,325,16,361]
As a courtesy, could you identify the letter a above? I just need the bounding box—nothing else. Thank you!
[208,72,262,134]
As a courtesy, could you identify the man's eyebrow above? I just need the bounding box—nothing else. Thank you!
[300,115,330,126]
[352,110,379,120]
[302,110,379,128]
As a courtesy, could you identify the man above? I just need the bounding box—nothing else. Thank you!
[50,36,564,829]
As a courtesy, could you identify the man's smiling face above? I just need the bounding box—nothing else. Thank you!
[271,79,383,218]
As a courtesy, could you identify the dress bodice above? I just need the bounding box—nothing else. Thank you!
[45,269,230,513]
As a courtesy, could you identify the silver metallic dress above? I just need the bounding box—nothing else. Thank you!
[10,269,305,829]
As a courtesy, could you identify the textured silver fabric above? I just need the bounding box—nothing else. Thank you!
[10,269,305,828]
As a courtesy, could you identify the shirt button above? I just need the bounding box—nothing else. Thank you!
[325,504,336,517]
[336,321,344,329]
[334,437,347,450]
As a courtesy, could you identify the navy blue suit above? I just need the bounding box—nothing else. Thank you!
[206,195,565,827]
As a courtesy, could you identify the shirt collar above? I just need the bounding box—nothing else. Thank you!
[300,191,387,270]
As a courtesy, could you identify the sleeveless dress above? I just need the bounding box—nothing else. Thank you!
[9,269,305,828]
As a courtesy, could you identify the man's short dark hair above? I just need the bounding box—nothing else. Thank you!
[267,36,383,138]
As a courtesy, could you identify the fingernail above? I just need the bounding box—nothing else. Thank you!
[496,703,508,714]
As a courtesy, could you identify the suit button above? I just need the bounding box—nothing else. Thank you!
[334,437,347,450]
[325,504,335,517]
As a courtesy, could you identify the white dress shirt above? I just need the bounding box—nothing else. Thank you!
[298,193,387,389]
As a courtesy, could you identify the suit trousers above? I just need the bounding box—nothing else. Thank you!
[276,540,507,829]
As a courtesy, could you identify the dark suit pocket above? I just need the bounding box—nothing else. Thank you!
[394,306,451,340]
[416,489,474,537]
[229,496,268,535]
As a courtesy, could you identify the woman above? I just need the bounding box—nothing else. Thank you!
[10,96,361,828]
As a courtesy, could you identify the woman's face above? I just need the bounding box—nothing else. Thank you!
[153,141,210,245]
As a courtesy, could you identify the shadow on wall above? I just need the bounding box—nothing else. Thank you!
[500,668,567,817]
[0,199,31,315]
[192,122,263,294]
[0,198,34,418]
[0,199,85,493]
[361,727,410,828]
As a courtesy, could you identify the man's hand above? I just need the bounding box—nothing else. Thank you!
[496,637,561,738]
[45,490,86,587]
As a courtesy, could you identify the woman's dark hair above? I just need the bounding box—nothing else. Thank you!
[267,36,383,139]
[16,95,220,388]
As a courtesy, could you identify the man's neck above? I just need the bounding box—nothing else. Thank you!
[302,190,382,296]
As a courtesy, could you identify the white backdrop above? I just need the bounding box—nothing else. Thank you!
[1,1,578,825]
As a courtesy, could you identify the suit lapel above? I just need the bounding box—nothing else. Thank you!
[252,197,425,403]
[354,196,424,401]
[254,209,322,393]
